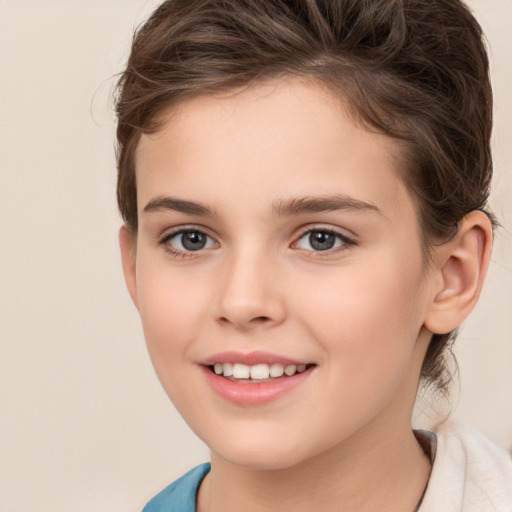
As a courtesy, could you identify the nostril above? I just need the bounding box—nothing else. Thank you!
[218,315,272,328]
[251,316,271,323]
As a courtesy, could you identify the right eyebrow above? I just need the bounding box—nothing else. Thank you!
[143,195,216,216]
[272,195,382,217]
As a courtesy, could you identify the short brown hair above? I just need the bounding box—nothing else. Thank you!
[115,0,495,391]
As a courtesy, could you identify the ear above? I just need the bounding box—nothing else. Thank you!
[119,226,139,309]
[424,210,493,335]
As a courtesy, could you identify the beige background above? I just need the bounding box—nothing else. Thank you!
[0,1,510,511]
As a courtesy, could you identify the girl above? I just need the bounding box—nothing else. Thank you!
[116,1,512,510]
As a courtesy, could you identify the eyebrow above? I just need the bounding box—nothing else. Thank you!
[272,195,381,216]
[143,196,217,216]
[142,194,381,218]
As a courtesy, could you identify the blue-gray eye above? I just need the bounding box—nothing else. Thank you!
[166,230,216,252]
[296,230,345,251]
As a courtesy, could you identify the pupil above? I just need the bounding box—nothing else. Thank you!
[182,232,206,251]
[309,231,335,251]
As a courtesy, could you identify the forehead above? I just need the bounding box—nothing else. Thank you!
[135,78,415,223]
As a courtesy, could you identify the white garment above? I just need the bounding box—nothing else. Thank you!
[419,419,512,511]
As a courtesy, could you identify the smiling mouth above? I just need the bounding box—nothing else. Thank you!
[209,362,315,381]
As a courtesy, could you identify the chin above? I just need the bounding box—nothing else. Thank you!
[219,452,304,472]
[209,435,320,472]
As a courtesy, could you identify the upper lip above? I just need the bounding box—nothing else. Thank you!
[201,351,310,366]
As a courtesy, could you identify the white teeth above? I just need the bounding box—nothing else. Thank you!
[222,362,233,377]
[213,362,309,379]
[232,363,250,379]
[250,364,270,380]
[284,364,297,376]
[269,363,285,377]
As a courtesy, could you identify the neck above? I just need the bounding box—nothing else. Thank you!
[197,421,431,512]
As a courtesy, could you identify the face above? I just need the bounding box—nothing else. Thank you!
[123,79,437,470]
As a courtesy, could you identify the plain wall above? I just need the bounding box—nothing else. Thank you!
[0,1,510,511]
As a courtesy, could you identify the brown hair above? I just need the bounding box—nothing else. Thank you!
[115,0,495,392]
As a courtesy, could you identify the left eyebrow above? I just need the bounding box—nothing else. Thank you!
[272,195,382,216]
[143,195,217,216]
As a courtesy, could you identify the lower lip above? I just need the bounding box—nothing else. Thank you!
[202,366,313,406]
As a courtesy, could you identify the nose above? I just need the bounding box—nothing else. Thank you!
[215,249,286,330]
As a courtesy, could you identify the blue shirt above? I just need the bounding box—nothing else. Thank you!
[142,463,211,512]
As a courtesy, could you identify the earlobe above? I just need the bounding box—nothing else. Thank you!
[119,226,139,309]
[424,210,493,335]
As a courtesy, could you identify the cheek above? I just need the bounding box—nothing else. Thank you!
[295,253,427,375]
[135,258,210,366]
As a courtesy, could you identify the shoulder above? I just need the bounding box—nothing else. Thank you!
[142,463,211,512]
[419,419,512,512]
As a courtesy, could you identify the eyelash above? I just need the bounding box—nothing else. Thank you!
[292,227,356,257]
[158,226,356,259]
[158,227,218,259]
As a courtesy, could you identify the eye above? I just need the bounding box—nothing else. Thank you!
[161,229,217,254]
[294,229,354,252]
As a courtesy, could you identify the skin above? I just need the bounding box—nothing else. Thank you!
[120,78,492,511]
